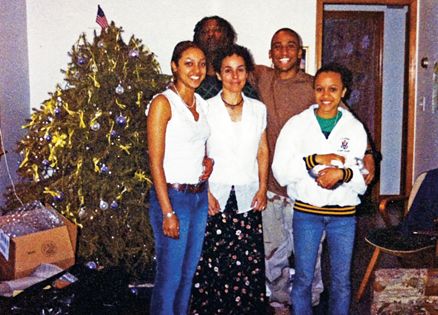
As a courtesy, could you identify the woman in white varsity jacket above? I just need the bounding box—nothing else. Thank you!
[272,63,368,315]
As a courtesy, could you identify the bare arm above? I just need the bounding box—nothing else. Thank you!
[363,150,376,185]
[199,156,214,182]
[247,65,264,89]
[252,130,269,211]
[207,190,221,216]
[147,95,179,239]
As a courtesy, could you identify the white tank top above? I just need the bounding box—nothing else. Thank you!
[160,89,210,184]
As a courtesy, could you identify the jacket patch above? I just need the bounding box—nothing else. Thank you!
[339,138,350,152]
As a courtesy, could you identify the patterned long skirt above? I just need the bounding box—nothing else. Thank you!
[190,187,267,315]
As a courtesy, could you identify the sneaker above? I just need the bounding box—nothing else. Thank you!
[269,289,290,305]
[269,267,291,304]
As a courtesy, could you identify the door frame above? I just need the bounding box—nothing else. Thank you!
[316,0,417,195]
[322,10,384,202]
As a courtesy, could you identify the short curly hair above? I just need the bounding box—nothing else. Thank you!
[212,44,255,74]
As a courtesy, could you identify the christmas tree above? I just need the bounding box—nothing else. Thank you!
[3,23,169,279]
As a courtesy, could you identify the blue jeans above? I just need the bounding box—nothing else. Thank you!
[149,187,208,315]
[291,211,356,315]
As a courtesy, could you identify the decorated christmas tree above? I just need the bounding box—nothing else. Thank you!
[3,22,169,279]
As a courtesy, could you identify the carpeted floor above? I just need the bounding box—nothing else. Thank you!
[314,200,434,315]
[1,200,433,314]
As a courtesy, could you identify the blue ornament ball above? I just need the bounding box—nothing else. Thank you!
[54,192,64,202]
[44,134,52,142]
[110,200,119,209]
[130,287,138,295]
[54,107,62,116]
[110,130,118,138]
[77,56,87,65]
[115,115,127,127]
[85,261,98,270]
[100,164,109,173]
[42,159,50,166]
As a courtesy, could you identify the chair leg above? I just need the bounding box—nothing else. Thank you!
[355,247,381,302]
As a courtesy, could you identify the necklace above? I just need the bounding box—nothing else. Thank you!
[221,93,244,109]
[171,84,195,109]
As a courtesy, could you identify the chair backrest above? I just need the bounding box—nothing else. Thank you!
[400,168,438,233]
[406,171,428,215]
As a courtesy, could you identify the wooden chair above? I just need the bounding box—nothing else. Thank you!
[355,171,437,301]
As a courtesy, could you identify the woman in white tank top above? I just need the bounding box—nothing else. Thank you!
[146,41,211,315]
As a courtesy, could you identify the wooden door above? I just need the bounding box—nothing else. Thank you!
[323,11,384,202]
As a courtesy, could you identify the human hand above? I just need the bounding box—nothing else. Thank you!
[315,153,345,166]
[316,168,344,189]
[251,189,267,212]
[208,191,221,216]
[162,214,179,239]
[199,157,214,182]
[363,154,375,185]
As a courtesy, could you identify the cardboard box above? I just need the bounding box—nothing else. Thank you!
[0,212,77,281]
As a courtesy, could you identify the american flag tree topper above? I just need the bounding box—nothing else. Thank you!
[96,5,109,29]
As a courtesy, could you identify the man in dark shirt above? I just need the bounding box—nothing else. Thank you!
[193,16,257,99]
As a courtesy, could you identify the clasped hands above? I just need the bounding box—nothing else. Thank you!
[314,153,345,189]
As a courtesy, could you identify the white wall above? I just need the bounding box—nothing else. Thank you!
[414,0,438,177]
[26,0,317,108]
[0,0,316,207]
[326,4,407,195]
[5,0,435,204]
[0,0,30,208]
[381,6,407,194]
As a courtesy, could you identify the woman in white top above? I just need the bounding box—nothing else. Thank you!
[191,45,269,314]
[272,63,368,315]
[147,41,210,315]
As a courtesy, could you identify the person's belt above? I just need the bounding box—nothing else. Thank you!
[268,194,289,202]
[167,181,206,193]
